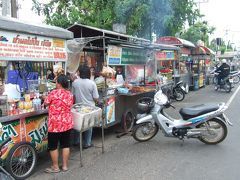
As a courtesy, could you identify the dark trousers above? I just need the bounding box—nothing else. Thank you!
[217,75,226,85]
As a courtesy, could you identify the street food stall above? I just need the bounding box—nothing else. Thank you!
[156,36,195,91]
[151,43,180,98]
[68,24,157,132]
[191,45,215,90]
[0,16,73,179]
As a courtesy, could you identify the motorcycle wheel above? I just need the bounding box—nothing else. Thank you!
[213,77,218,85]
[132,122,159,142]
[225,82,232,93]
[198,119,227,145]
[233,75,240,84]
[174,89,185,101]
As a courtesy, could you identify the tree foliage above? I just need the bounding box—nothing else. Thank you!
[32,0,201,39]
[180,21,215,46]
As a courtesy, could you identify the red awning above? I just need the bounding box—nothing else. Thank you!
[156,36,195,48]
[192,46,215,55]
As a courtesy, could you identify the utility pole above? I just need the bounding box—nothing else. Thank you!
[1,0,18,17]
[11,0,17,18]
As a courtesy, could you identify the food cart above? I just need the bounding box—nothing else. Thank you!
[0,16,73,179]
[191,46,215,90]
[68,24,160,132]
[156,36,195,91]
[151,43,180,98]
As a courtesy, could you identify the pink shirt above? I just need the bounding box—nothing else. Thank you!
[45,89,74,133]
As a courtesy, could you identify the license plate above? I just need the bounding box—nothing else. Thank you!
[229,79,233,83]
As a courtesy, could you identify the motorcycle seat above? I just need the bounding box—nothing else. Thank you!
[179,104,219,120]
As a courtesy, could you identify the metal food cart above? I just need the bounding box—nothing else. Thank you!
[156,36,195,91]
[191,45,215,90]
[0,16,73,179]
[68,24,160,132]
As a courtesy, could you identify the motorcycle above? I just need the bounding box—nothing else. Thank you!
[214,74,233,93]
[171,81,187,101]
[132,90,232,144]
[229,71,240,84]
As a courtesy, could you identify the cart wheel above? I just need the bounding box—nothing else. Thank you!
[122,111,135,132]
[5,142,37,180]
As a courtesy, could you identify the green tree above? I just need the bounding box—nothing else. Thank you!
[180,21,215,46]
[32,0,201,39]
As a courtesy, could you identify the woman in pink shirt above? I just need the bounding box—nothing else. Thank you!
[44,74,73,173]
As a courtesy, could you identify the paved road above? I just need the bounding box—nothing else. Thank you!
[29,84,240,180]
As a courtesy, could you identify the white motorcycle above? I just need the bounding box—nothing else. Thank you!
[132,90,232,144]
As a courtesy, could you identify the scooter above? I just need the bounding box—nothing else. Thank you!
[172,81,188,101]
[132,90,232,144]
[214,74,233,93]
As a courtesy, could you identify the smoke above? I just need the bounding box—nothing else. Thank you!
[114,0,138,24]
[113,0,173,38]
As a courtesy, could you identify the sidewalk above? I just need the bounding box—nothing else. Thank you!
[28,126,131,180]
[28,84,234,180]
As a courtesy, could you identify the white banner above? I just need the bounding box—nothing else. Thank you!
[0,30,68,61]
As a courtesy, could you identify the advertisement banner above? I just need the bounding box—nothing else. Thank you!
[107,45,122,65]
[155,50,175,61]
[0,115,48,159]
[105,97,115,124]
[121,47,147,65]
[0,30,67,61]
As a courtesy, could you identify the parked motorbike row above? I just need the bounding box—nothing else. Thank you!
[132,89,232,145]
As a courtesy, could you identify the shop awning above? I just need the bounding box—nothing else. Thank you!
[156,36,195,48]
[192,46,215,55]
[68,23,150,45]
[0,16,73,39]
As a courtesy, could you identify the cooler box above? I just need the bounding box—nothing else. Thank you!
[71,104,102,131]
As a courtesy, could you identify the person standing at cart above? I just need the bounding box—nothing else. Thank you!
[43,74,74,173]
[72,65,99,149]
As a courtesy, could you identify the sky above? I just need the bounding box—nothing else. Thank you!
[14,0,240,48]
[199,0,240,48]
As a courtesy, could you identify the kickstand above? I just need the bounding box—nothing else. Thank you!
[116,132,128,138]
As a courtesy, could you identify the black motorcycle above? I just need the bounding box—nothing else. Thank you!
[215,75,233,93]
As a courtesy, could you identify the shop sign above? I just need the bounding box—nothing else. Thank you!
[108,45,147,65]
[121,47,147,65]
[181,47,191,55]
[155,50,175,61]
[0,115,48,159]
[0,30,67,61]
[105,97,115,124]
[107,45,122,65]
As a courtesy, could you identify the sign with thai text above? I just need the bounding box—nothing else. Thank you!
[0,30,67,61]
[155,50,175,60]
[107,45,122,65]
[121,47,147,65]
[107,45,147,65]
[0,114,48,159]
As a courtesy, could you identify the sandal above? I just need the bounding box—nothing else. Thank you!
[62,167,69,172]
[60,165,69,172]
[44,167,60,173]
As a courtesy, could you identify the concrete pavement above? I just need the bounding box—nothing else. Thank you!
[28,84,240,180]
